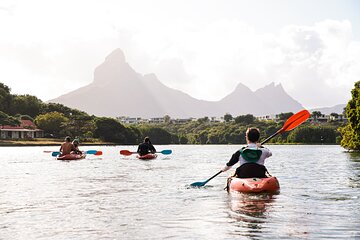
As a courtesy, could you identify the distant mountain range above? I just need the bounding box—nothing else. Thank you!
[310,104,346,115]
[49,49,341,118]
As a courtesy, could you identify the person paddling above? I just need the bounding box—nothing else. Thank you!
[222,128,272,178]
[59,136,74,156]
[137,137,156,156]
[71,139,82,155]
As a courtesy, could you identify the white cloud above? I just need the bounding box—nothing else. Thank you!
[0,0,359,109]
[270,20,360,107]
[129,19,359,107]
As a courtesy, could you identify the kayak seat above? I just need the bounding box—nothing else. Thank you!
[235,163,268,178]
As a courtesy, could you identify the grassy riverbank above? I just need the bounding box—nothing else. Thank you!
[0,138,116,146]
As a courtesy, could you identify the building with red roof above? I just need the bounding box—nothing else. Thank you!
[0,120,44,139]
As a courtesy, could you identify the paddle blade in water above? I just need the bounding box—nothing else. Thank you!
[120,150,133,156]
[282,109,310,132]
[190,181,205,187]
[94,151,103,156]
[190,171,222,187]
[160,150,172,155]
[51,151,60,157]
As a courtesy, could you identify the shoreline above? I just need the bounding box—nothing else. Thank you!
[0,139,117,147]
[0,139,339,146]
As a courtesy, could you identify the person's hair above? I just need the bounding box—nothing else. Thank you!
[144,137,150,143]
[65,136,71,142]
[246,128,260,143]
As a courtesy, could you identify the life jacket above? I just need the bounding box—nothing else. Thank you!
[239,146,263,163]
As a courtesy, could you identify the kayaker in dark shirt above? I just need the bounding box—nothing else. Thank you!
[221,128,272,178]
[137,137,156,156]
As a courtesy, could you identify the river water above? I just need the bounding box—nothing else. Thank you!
[0,145,359,239]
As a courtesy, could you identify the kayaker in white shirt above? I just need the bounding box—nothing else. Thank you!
[222,127,272,178]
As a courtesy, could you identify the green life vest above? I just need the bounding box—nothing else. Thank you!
[239,146,262,163]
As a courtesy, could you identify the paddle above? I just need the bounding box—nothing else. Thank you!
[120,149,172,156]
[94,151,103,156]
[190,109,310,187]
[190,170,223,188]
[260,109,311,144]
[49,150,101,157]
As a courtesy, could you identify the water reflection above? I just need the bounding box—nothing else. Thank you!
[347,151,360,162]
[346,152,360,188]
[226,192,277,237]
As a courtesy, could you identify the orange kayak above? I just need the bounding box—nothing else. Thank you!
[57,153,86,160]
[136,153,157,160]
[229,177,280,193]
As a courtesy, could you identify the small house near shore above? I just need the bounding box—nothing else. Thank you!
[0,120,44,139]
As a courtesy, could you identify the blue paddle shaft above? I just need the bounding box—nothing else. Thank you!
[51,150,97,156]
[190,170,222,187]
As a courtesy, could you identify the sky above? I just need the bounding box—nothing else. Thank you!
[0,0,359,109]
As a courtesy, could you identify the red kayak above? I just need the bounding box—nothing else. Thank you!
[57,153,86,161]
[229,177,280,193]
[136,153,157,160]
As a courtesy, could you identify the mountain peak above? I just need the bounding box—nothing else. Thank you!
[275,82,284,90]
[268,82,275,87]
[235,82,252,92]
[105,48,126,64]
[254,81,303,113]
[92,48,135,86]
[256,82,285,92]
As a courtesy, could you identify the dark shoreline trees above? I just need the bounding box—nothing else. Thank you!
[339,81,360,150]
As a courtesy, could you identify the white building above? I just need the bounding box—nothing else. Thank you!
[0,120,44,139]
[148,117,165,124]
[117,117,145,124]
[257,114,279,121]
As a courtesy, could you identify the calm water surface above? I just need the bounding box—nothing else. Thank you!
[0,145,359,239]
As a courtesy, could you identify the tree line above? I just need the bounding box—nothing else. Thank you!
[0,82,346,145]
[339,80,360,151]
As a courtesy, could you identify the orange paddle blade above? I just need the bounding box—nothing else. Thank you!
[120,150,134,156]
[281,109,310,132]
[94,151,103,155]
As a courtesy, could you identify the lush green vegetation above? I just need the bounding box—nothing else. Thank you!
[136,116,343,145]
[0,82,345,145]
[339,81,360,150]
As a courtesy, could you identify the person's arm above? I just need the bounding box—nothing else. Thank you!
[150,145,156,153]
[137,144,141,153]
[264,148,272,158]
[257,143,272,158]
[222,151,240,172]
